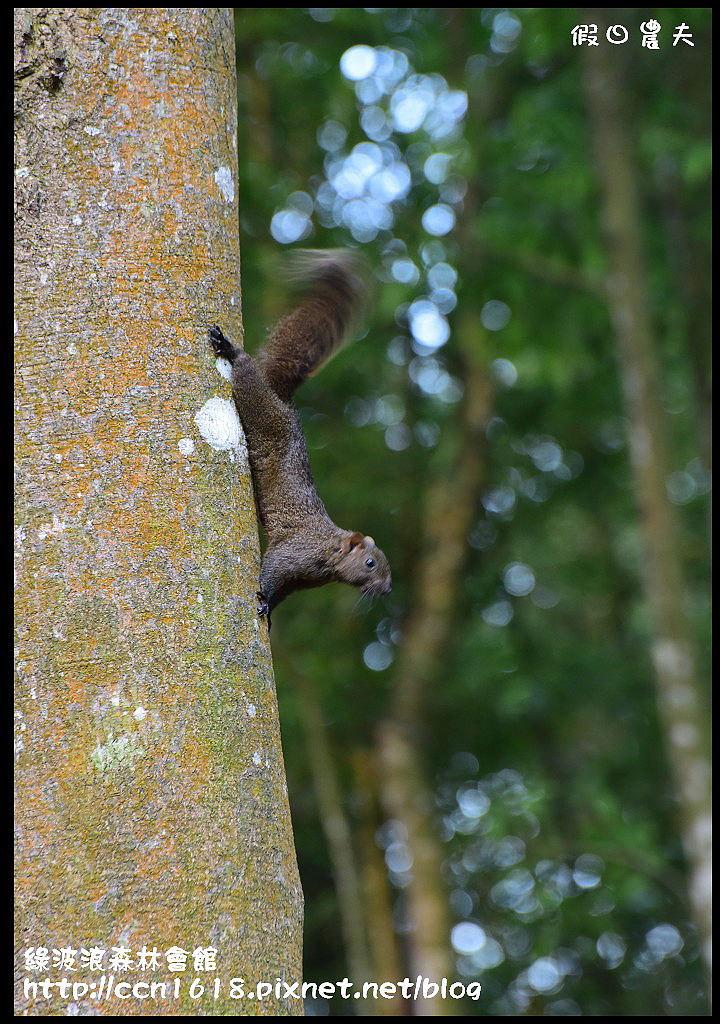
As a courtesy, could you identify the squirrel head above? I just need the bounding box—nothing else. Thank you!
[337,531,392,598]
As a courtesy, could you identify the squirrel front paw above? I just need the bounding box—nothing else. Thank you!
[208,326,237,363]
[257,591,272,630]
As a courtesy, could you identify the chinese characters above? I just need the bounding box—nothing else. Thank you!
[23,946,219,974]
[571,21,695,48]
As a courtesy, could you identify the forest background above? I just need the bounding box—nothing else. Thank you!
[233,8,710,1016]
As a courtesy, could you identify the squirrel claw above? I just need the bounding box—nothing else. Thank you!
[256,591,272,630]
[208,326,236,363]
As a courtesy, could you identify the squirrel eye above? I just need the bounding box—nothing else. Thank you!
[365,557,375,568]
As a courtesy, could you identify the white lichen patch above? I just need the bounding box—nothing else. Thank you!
[91,733,144,773]
[215,357,233,382]
[194,396,246,464]
[83,126,101,136]
[214,166,235,204]
[37,515,67,540]
[246,702,257,718]
[133,707,147,722]
[252,751,262,767]
[14,711,27,760]
[72,215,83,226]
[178,437,195,456]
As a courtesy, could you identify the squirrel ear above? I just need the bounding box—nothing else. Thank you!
[342,531,364,554]
[364,535,375,547]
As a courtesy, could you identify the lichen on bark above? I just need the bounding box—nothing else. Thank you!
[14,8,303,1015]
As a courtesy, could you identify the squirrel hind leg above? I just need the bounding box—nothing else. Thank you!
[208,326,237,363]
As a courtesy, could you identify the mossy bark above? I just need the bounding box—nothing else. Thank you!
[14,8,303,1015]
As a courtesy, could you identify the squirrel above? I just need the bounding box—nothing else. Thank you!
[209,249,391,629]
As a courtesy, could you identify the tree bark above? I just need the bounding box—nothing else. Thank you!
[582,19,711,989]
[14,9,303,1016]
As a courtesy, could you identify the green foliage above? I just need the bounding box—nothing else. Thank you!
[234,7,710,1015]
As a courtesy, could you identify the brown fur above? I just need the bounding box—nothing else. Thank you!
[209,250,391,625]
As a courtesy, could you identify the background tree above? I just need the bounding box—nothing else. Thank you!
[14,9,302,1015]
[582,10,711,984]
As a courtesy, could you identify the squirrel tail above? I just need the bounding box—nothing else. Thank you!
[257,249,368,400]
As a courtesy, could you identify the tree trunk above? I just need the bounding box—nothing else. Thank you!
[295,676,373,1006]
[351,751,405,1016]
[14,9,303,1016]
[582,18,712,989]
[376,318,492,1015]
